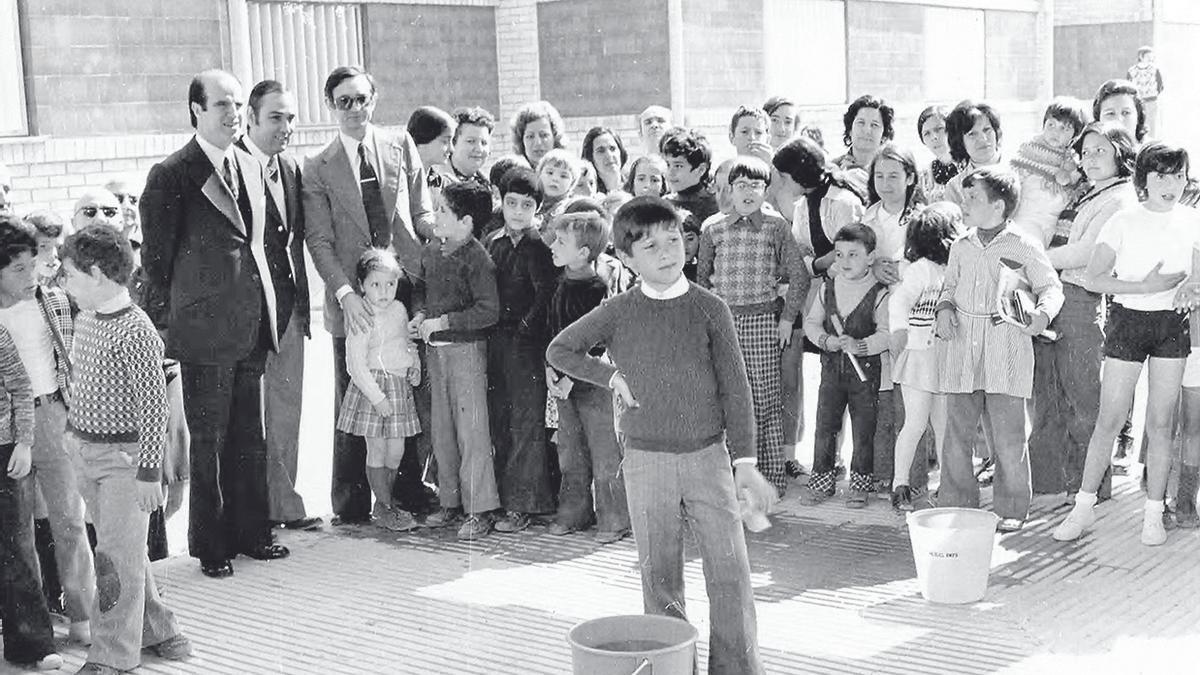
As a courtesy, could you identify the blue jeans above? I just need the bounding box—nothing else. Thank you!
[622,441,763,675]
[0,444,56,665]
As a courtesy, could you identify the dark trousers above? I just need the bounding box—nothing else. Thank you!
[813,354,881,478]
[332,338,427,521]
[488,329,555,514]
[182,358,271,560]
[0,444,56,665]
[554,382,630,533]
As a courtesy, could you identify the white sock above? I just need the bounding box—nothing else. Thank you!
[1075,491,1098,508]
[1145,499,1165,514]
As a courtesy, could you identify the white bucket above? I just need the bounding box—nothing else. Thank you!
[906,507,1000,604]
[567,614,698,675]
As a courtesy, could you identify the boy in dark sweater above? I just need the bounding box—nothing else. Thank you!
[485,167,559,533]
[661,127,719,225]
[545,211,630,542]
[411,181,502,540]
[547,196,775,675]
[58,225,192,672]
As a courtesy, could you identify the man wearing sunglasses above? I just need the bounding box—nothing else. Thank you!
[70,189,123,232]
[141,68,287,580]
[303,65,435,526]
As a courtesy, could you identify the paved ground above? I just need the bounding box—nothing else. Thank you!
[9,320,1200,674]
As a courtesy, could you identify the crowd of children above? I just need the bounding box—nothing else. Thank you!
[3,66,1200,673]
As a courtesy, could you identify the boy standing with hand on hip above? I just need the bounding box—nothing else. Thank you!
[548,195,775,675]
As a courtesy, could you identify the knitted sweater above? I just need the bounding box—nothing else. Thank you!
[546,282,755,459]
[67,303,168,482]
[0,326,34,447]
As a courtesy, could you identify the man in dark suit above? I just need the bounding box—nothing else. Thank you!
[238,80,320,532]
[141,69,289,578]
[303,65,435,525]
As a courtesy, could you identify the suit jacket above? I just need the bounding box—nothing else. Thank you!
[302,126,434,338]
[141,137,278,364]
[236,140,311,340]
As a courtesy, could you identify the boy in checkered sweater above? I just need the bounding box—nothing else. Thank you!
[696,156,809,494]
[58,225,192,673]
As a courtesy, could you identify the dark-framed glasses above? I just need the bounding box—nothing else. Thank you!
[76,206,119,219]
[334,94,372,111]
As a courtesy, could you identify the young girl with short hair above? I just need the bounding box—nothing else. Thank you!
[1053,143,1200,546]
[623,155,669,198]
[335,249,423,532]
[888,202,961,510]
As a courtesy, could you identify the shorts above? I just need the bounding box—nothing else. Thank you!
[1103,303,1190,363]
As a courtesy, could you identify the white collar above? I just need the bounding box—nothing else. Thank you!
[339,127,375,162]
[241,136,273,167]
[639,274,689,300]
[96,288,132,315]
[195,134,233,171]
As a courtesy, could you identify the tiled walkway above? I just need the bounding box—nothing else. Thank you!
[22,472,1200,675]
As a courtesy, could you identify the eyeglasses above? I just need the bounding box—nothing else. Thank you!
[731,179,767,192]
[112,192,138,206]
[333,94,372,111]
[76,206,119,219]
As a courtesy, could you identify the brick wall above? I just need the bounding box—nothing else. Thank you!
[985,11,1042,101]
[679,0,764,112]
[1053,22,1153,100]
[21,0,225,136]
[846,2,924,103]
[494,0,541,154]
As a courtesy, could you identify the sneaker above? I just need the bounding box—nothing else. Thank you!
[146,634,193,660]
[595,528,630,545]
[891,485,914,512]
[1142,509,1168,546]
[493,511,531,533]
[846,489,869,509]
[457,513,492,540]
[33,653,63,671]
[799,484,833,506]
[548,522,575,536]
[423,507,464,529]
[375,506,419,532]
[997,518,1025,533]
[975,458,995,486]
[784,460,807,478]
[1052,505,1096,541]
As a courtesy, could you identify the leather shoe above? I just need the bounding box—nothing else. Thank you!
[200,559,234,578]
[239,543,290,561]
[277,517,323,531]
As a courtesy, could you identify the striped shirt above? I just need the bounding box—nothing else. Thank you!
[697,208,811,321]
[0,326,34,446]
[68,302,169,482]
[937,226,1063,398]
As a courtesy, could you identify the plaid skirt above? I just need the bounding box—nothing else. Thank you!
[336,369,421,439]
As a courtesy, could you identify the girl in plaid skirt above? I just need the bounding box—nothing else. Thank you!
[335,249,422,532]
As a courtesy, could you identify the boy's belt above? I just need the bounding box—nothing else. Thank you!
[34,389,63,408]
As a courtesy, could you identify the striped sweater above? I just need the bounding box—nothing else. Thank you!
[0,325,34,447]
[67,303,168,482]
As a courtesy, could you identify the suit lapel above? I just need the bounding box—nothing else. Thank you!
[188,139,247,238]
[379,132,401,226]
[280,155,300,235]
[234,146,266,235]
[323,140,372,239]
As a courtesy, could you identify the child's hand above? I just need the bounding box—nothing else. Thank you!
[372,398,393,418]
[6,442,31,479]
[611,372,639,409]
[135,480,164,513]
[889,329,908,356]
[777,319,794,348]
[734,463,779,514]
[1174,281,1200,311]
[407,365,421,387]
[872,258,901,285]
[1022,311,1050,337]
[1142,261,1187,293]
[407,312,426,340]
[823,335,846,352]
[935,307,958,339]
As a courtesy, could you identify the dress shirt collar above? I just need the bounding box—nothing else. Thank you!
[639,273,690,300]
[241,136,274,168]
[195,134,234,171]
[730,208,765,230]
[339,127,376,164]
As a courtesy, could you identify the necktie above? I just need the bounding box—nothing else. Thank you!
[267,156,280,184]
[358,143,390,249]
[223,156,239,202]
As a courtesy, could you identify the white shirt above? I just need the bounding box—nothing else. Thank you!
[195,134,236,186]
[339,127,380,197]
[0,299,59,396]
[242,137,288,226]
[861,201,906,262]
[1096,205,1200,311]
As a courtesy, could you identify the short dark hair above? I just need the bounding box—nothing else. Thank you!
[842,95,895,148]
[563,196,607,219]
[727,157,771,185]
[1134,142,1190,194]
[1043,96,1092,137]
[622,155,669,196]
[552,212,609,262]
[1072,121,1138,179]
[905,202,962,265]
[772,136,828,190]
[187,70,238,129]
[499,166,544,205]
[658,127,712,182]
[946,100,1003,164]
[406,106,454,145]
[1092,79,1147,143]
[24,210,65,240]
[612,196,680,256]
[61,224,134,285]
[488,156,523,188]
[1137,45,1154,58]
[441,181,493,232]
[510,101,566,162]
[0,215,37,270]
[680,210,701,236]
[833,222,877,253]
[323,65,375,103]
[354,247,402,286]
[917,105,949,142]
[452,106,496,142]
[762,96,796,117]
[962,167,1021,221]
[248,79,286,118]
[729,106,769,139]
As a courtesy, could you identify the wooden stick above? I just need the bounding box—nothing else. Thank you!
[829,315,867,382]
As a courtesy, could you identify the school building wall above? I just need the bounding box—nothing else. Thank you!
[5,0,1053,217]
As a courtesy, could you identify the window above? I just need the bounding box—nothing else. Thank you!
[243,1,364,126]
[0,0,27,136]
[763,0,847,105]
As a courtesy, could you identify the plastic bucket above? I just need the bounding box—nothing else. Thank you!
[567,614,698,675]
[906,507,1000,604]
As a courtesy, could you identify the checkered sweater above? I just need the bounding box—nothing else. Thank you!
[67,304,168,482]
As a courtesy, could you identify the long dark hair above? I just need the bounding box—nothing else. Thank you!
[580,126,629,193]
[773,136,868,203]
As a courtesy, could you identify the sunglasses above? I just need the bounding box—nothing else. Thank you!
[112,192,138,206]
[333,94,372,111]
[77,206,119,219]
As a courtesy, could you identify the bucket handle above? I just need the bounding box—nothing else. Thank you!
[630,659,651,675]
